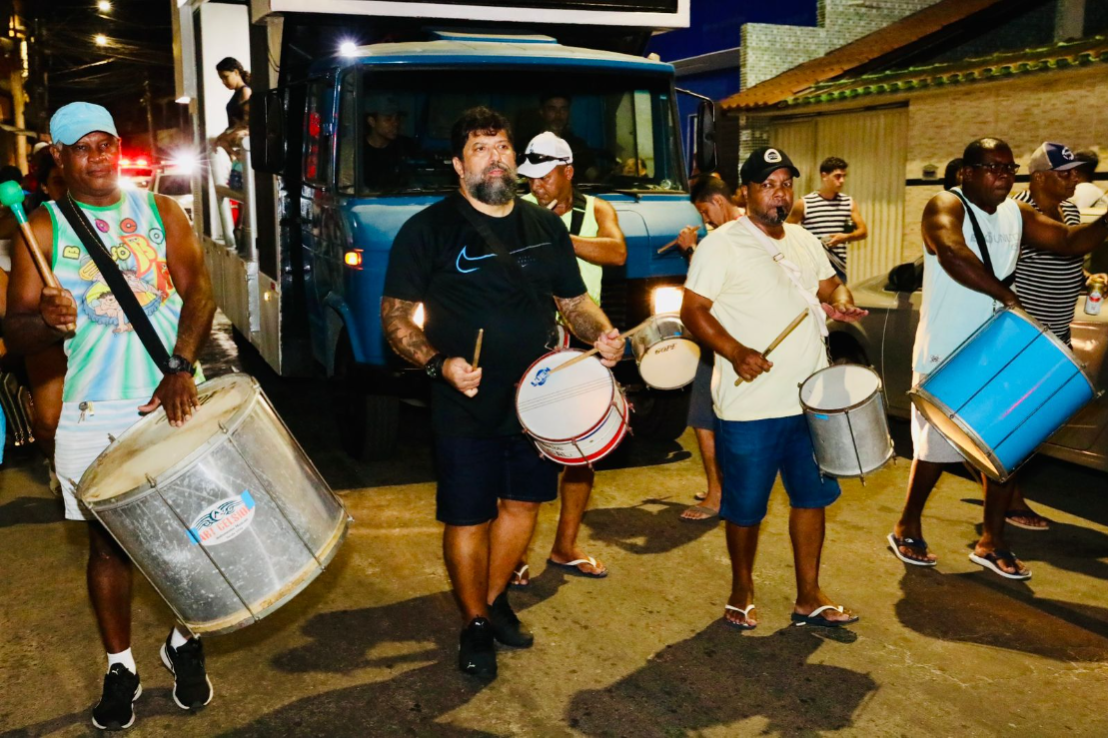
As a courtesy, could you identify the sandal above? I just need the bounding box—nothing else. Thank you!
[791,605,859,628]
[723,604,757,630]
[969,549,1031,580]
[887,533,937,566]
[509,563,530,589]
[1005,509,1051,531]
[546,556,607,579]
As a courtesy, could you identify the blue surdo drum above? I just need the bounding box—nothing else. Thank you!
[909,307,1097,482]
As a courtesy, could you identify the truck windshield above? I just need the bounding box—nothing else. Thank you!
[342,68,685,196]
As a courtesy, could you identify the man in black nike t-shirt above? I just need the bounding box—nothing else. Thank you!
[381,107,624,679]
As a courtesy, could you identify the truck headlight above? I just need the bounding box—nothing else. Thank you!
[651,286,684,315]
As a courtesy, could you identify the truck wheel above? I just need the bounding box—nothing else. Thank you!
[331,340,400,460]
[630,390,690,441]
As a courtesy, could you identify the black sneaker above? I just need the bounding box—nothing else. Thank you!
[488,591,534,648]
[160,632,214,710]
[458,617,497,678]
[91,663,142,731]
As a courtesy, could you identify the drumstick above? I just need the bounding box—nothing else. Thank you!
[472,328,484,369]
[656,225,701,254]
[733,309,809,387]
[0,181,76,334]
[548,320,650,375]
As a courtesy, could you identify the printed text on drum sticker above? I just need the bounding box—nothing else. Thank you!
[188,491,256,546]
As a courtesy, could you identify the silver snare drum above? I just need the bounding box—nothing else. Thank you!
[78,373,348,635]
[799,364,893,479]
[630,313,701,390]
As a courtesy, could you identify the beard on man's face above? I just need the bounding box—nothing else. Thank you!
[465,163,518,206]
[751,201,790,226]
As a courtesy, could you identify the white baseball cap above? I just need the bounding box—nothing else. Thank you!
[518,131,573,178]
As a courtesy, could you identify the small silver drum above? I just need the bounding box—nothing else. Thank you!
[78,373,348,635]
[799,364,893,480]
[630,313,701,390]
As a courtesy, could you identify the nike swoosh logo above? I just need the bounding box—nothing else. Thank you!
[456,246,496,273]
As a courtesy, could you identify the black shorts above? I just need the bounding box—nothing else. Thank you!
[434,434,560,526]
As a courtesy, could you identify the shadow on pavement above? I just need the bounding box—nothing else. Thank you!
[237,569,575,736]
[566,624,876,737]
[0,496,62,528]
[894,567,1108,662]
[583,497,720,555]
[1,687,184,738]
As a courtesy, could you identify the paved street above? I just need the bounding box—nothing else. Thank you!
[2,319,1107,737]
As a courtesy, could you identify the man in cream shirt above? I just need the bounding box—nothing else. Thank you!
[681,147,867,630]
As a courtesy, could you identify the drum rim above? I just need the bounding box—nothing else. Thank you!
[516,349,617,442]
[630,312,692,356]
[638,337,701,391]
[908,387,1010,481]
[815,445,895,479]
[799,363,884,414]
[78,373,262,506]
[533,397,630,466]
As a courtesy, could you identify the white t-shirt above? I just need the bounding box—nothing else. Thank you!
[912,188,1022,373]
[1073,181,1107,210]
[684,219,835,421]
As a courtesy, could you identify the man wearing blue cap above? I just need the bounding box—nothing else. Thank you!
[5,102,216,730]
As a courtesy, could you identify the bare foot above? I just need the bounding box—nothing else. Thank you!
[680,504,719,521]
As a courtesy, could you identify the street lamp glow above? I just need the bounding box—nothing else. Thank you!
[94,34,108,46]
[97,1,111,11]
[339,41,357,57]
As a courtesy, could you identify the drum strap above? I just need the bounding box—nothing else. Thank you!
[569,191,588,237]
[453,195,557,339]
[737,216,829,338]
[951,190,1015,287]
[56,193,173,374]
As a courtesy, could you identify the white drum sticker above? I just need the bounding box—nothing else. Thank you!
[188,491,256,546]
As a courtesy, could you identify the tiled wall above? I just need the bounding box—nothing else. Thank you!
[741,0,945,90]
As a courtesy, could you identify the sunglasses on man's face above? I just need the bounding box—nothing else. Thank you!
[970,162,1020,175]
[523,152,570,165]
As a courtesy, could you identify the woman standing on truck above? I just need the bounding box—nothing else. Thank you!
[214,57,252,158]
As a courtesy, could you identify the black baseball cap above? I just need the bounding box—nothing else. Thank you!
[741,146,801,184]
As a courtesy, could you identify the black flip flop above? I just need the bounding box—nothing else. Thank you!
[887,533,937,567]
[969,549,1031,580]
[791,605,859,628]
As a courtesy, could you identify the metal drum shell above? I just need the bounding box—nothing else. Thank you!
[79,374,348,635]
[909,307,1098,482]
[799,364,894,478]
[630,312,700,391]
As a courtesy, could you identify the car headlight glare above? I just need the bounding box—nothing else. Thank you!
[651,286,684,315]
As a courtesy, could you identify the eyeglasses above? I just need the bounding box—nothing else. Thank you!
[970,162,1020,175]
[523,152,570,165]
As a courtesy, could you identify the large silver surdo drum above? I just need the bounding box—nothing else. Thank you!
[799,364,894,479]
[78,373,348,635]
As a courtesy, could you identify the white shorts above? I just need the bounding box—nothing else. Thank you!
[55,399,145,521]
[910,372,964,464]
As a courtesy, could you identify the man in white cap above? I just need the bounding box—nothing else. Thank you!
[511,131,626,583]
[1007,142,1104,530]
[5,101,216,730]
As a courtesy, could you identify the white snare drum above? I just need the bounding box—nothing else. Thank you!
[79,374,348,635]
[799,364,893,479]
[516,350,630,466]
[630,313,701,390]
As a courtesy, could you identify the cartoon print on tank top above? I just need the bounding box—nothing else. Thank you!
[67,232,174,334]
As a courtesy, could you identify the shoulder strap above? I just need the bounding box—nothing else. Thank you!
[56,194,173,374]
[737,217,828,337]
[453,195,554,329]
[569,191,588,237]
[951,189,1014,287]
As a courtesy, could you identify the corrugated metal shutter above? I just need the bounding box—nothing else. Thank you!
[770,107,908,286]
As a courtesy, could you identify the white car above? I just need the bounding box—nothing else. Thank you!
[153,165,194,222]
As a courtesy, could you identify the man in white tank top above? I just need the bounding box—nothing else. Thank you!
[892,137,1108,580]
[517,133,627,582]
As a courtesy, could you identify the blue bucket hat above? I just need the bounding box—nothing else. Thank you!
[49,102,119,146]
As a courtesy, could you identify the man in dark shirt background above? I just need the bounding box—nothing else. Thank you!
[381,107,623,679]
[363,95,416,190]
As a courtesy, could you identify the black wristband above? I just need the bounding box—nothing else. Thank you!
[424,353,446,381]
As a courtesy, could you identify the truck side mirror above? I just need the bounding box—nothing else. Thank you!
[695,99,717,175]
[251,88,286,174]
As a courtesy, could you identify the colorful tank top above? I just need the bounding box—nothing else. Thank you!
[46,190,184,403]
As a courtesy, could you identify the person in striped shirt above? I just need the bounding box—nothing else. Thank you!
[1009,142,1105,531]
[787,156,868,281]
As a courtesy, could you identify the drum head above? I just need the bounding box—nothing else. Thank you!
[516,351,614,441]
[639,338,700,390]
[800,364,881,412]
[79,374,259,504]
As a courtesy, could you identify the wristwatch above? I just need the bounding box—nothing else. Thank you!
[424,353,446,381]
[165,354,195,375]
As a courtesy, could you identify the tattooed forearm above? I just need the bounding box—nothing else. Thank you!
[555,293,613,344]
[381,297,438,367]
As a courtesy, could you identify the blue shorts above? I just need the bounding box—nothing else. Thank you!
[434,434,560,526]
[717,415,841,526]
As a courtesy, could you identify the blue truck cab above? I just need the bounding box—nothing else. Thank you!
[265,32,707,456]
